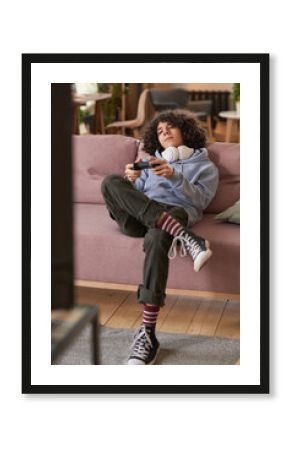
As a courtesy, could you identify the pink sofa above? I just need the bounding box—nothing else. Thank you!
[73,135,240,297]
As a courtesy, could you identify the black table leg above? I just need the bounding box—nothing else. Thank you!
[92,316,99,365]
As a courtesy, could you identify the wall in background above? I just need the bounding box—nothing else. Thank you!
[173,83,233,91]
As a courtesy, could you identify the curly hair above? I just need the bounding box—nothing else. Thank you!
[141,109,207,155]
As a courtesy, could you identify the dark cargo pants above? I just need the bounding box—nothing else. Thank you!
[101,174,188,307]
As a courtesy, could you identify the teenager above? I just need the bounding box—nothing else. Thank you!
[101,109,219,365]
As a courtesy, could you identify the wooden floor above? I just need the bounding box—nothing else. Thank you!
[75,286,240,340]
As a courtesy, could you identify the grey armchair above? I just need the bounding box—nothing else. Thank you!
[187,99,213,139]
[149,88,189,111]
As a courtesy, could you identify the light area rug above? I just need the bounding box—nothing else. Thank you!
[54,325,239,365]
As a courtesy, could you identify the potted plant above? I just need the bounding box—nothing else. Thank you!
[233,83,240,114]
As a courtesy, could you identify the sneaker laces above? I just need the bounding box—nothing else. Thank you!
[129,326,153,360]
[168,234,188,259]
[168,231,203,260]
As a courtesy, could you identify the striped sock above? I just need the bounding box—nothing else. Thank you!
[143,304,160,329]
[156,212,184,237]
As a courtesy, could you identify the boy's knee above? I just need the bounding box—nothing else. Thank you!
[101,174,124,194]
[144,229,172,252]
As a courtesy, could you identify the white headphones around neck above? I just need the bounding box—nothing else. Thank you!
[161,145,194,163]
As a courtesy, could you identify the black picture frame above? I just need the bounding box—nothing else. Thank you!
[22,53,269,394]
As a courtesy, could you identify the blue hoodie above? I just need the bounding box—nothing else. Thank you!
[134,148,219,226]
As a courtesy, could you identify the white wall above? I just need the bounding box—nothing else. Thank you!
[2,1,288,450]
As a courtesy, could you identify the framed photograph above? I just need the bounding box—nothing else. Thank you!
[22,53,269,394]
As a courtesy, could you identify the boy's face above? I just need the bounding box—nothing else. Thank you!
[157,121,183,149]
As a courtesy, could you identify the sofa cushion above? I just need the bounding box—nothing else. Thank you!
[215,200,240,224]
[73,135,139,203]
[73,204,240,294]
[205,142,240,214]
